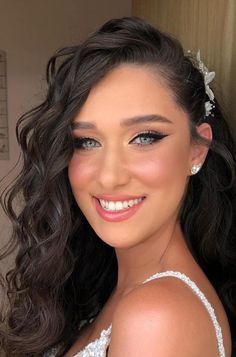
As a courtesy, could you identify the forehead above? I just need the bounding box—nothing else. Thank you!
[74,64,188,127]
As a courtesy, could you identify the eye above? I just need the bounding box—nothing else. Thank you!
[73,137,101,150]
[130,131,168,146]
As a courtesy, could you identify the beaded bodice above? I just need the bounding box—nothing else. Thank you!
[47,271,226,357]
[73,324,112,357]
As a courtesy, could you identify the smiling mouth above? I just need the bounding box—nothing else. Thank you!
[95,196,146,212]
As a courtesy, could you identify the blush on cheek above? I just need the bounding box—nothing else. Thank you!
[131,156,173,187]
[68,155,97,189]
[131,149,188,188]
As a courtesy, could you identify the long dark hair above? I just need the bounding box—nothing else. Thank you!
[1,17,235,356]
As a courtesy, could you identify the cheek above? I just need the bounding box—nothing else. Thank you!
[131,146,189,188]
[68,154,96,190]
[132,157,164,186]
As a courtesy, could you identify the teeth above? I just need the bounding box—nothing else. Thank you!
[128,200,134,207]
[98,197,144,211]
[123,201,128,208]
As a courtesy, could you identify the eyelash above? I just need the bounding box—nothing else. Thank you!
[72,131,168,151]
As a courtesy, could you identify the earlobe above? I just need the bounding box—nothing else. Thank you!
[189,123,212,175]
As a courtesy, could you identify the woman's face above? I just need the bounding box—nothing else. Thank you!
[68,65,207,248]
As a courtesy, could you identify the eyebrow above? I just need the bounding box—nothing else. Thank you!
[71,114,173,130]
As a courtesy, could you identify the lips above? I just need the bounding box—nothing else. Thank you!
[93,196,146,222]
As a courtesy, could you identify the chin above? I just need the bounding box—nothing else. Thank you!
[95,230,143,249]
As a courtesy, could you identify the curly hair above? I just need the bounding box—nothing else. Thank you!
[0,16,235,356]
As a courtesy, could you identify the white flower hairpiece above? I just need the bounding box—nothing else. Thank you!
[196,50,215,117]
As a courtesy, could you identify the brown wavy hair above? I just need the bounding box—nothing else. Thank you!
[1,17,236,356]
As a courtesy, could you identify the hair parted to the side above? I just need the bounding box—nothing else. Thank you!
[0,16,235,356]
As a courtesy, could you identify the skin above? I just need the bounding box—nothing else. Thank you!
[66,65,231,356]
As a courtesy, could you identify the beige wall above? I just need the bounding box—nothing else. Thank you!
[133,0,236,136]
[0,1,131,247]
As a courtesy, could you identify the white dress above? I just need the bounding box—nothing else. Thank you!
[47,271,226,357]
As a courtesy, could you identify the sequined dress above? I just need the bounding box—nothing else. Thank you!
[46,270,226,357]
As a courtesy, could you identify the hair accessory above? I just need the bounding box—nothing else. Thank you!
[191,163,202,175]
[196,50,215,117]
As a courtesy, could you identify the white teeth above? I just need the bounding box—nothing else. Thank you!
[108,201,116,210]
[98,197,144,211]
[123,201,128,208]
[115,201,123,210]
[128,200,134,207]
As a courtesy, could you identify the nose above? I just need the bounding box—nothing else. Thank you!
[96,147,130,190]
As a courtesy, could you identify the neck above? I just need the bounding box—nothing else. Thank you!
[114,220,189,295]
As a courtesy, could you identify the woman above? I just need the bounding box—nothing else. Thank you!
[0,17,235,356]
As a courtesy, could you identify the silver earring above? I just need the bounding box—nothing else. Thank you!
[191,163,202,175]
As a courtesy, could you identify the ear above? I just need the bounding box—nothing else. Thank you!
[189,123,212,174]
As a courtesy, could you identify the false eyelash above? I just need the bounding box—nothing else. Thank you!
[130,130,168,145]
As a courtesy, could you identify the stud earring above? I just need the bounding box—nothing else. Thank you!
[191,163,202,175]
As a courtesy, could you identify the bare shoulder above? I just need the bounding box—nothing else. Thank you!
[108,277,220,356]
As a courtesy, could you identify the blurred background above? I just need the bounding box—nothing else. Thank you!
[0,0,235,279]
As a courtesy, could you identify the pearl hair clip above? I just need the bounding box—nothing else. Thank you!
[187,50,216,117]
[196,50,215,117]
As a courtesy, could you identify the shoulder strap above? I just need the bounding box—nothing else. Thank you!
[142,271,225,357]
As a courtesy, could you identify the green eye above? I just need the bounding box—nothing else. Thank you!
[73,137,100,150]
[131,131,168,145]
